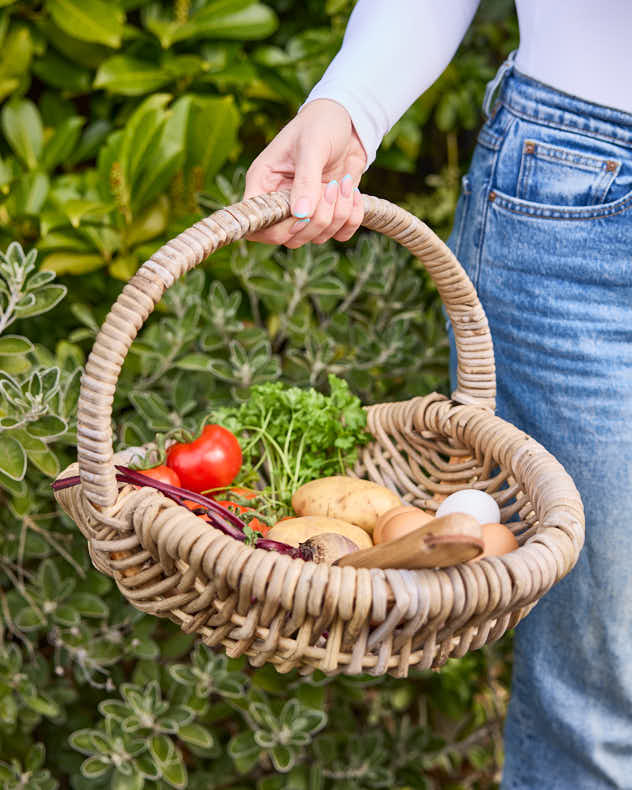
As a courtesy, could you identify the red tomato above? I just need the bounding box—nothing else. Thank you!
[136,465,181,487]
[166,425,242,494]
[217,489,268,534]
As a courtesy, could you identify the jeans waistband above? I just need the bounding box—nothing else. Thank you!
[493,61,632,149]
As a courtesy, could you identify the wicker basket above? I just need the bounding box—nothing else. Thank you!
[54,192,584,677]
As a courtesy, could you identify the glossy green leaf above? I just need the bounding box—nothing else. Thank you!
[0,335,33,355]
[41,116,85,171]
[0,25,33,83]
[174,1,278,43]
[94,55,172,96]
[124,94,171,171]
[1,98,43,168]
[40,252,105,276]
[106,255,136,281]
[185,95,240,189]
[62,199,113,228]
[163,53,205,79]
[141,3,181,49]
[130,95,188,212]
[32,50,92,93]
[126,194,168,246]
[66,119,112,167]
[46,0,125,48]
[0,434,26,481]
[8,170,50,216]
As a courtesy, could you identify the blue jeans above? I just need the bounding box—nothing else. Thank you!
[447,65,632,789]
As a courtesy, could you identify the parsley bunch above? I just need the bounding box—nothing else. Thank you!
[212,375,372,511]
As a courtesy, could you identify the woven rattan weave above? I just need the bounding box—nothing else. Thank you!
[54,192,584,677]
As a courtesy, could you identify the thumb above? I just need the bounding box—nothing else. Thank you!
[290,134,329,219]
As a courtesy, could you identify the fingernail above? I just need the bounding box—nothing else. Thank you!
[354,187,361,201]
[293,198,311,218]
[290,218,310,233]
[341,173,353,198]
[325,179,338,204]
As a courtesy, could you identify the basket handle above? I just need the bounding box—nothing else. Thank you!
[77,191,495,507]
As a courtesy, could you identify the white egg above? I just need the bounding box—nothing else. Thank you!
[436,489,500,525]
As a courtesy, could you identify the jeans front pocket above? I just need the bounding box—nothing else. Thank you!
[516,139,621,206]
[492,117,632,216]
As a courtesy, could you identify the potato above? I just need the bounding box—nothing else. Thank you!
[267,516,373,550]
[291,476,400,534]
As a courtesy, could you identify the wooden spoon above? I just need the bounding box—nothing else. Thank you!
[334,513,483,569]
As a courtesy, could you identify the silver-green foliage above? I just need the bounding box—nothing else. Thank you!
[0,242,76,505]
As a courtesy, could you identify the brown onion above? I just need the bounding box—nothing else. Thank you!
[298,533,359,565]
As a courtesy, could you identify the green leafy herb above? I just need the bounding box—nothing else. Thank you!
[212,374,372,510]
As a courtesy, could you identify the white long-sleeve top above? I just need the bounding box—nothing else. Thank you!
[304,0,632,166]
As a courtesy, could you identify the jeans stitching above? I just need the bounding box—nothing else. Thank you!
[491,189,632,219]
[477,115,519,286]
[529,142,619,172]
[516,146,533,200]
[501,99,632,150]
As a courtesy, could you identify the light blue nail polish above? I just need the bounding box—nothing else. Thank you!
[342,173,352,181]
[328,179,338,186]
[294,211,308,218]
[296,218,310,224]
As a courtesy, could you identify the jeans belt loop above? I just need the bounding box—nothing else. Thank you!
[482,49,517,118]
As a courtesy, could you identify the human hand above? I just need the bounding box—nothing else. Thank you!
[243,99,367,248]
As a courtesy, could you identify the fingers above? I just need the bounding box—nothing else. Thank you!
[284,178,340,249]
[333,187,364,242]
[289,129,331,222]
[309,173,359,244]
[287,135,365,246]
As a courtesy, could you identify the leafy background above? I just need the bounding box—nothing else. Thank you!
[0,0,518,787]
